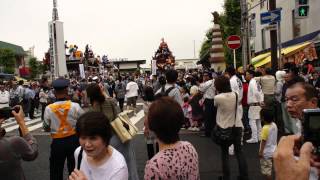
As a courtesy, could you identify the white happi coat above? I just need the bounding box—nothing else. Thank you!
[247,78,264,120]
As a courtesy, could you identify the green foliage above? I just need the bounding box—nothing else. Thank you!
[199,0,242,67]
[0,48,16,74]
[219,0,242,67]
[29,57,40,79]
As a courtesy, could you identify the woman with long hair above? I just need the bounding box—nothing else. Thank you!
[214,76,248,180]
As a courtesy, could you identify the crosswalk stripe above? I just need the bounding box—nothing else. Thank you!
[130,110,144,125]
[2,120,17,128]
[28,123,44,131]
[123,102,144,106]
[5,118,42,132]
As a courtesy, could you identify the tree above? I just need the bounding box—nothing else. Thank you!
[29,57,40,79]
[0,48,16,74]
[219,0,242,66]
[199,0,242,67]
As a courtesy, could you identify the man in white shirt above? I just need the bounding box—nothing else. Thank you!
[0,82,10,109]
[225,66,244,155]
[246,70,264,143]
[199,71,216,137]
[126,77,139,110]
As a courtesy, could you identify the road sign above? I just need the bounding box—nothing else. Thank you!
[227,35,241,50]
[260,9,282,25]
[227,35,241,69]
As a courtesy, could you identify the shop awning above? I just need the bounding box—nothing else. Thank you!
[253,42,312,68]
[251,52,271,64]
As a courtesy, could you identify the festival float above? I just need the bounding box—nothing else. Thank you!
[209,12,226,72]
[152,38,175,74]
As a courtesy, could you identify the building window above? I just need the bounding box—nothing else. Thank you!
[261,28,266,50]
[292,9,301,38]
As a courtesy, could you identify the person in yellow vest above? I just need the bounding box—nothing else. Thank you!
[44,77,84,180]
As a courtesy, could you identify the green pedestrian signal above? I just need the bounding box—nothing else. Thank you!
[296,0,309,18]
[298,5,309,17]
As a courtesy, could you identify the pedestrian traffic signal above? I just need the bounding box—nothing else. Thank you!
[298,5,309,17]
[296,0,309,18]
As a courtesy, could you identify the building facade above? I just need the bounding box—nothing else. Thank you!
[249,0,320,53]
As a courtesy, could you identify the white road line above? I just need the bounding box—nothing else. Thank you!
[130,110,144,125]
[2,120,17,127]
[5,118,42,132]
[123,102,144,106]
[28,123,44,131]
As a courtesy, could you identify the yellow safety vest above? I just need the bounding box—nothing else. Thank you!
[48,101,76,139]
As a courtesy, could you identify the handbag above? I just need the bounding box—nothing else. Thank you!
[111,112,139,143]
[212,92,238,145]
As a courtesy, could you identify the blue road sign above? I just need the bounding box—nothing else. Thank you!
[260,9,282,25]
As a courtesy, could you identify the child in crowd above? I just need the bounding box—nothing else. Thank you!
[259,108,278,180]
[188,86,203,131]
[182,96,192,129]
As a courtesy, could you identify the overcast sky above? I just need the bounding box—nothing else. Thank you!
[0,0,223,62]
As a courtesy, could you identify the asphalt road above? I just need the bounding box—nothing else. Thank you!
[21,134,263,180]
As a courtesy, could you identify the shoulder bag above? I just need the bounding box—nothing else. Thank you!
[211,92,239,146]
[110,112,139,143]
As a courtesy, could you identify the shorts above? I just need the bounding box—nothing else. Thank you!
[127,96,137,107]
[260,158,273,176]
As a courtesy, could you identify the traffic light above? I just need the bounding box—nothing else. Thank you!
[296,0,309,18]
[298,5,309,17]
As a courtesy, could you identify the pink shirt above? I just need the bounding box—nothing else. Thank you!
[144,141,199,180]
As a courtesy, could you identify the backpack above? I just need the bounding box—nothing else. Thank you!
[154,86,175,99]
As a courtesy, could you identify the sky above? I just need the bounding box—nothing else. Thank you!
[0,0,224,62]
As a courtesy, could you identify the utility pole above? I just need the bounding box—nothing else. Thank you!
[269,0,278,71]
[240,0,248,71]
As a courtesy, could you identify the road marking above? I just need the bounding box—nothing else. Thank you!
[130,110,144,125]
[28,123,44,131]
[2,120,17,127]
[5,118,42,132]
[123,102,144,106]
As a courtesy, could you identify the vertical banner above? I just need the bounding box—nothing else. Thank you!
[152,60,157,75]
[79,64,85,79]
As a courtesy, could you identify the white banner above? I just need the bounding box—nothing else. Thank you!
[79,64,85,79]
[152,60,157,75]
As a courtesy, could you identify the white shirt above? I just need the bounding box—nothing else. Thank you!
[261,122,278,159]
[0,90,10,108]
[230,75,243,102]
[214,92,243,129]
[125,81,139,98]
[74,146,128,180]
[247,78,264,104]
[230,75,243,122]
[199,79,215,99]
[16,85,24,98]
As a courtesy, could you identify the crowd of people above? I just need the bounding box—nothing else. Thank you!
[0,61,320,180]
